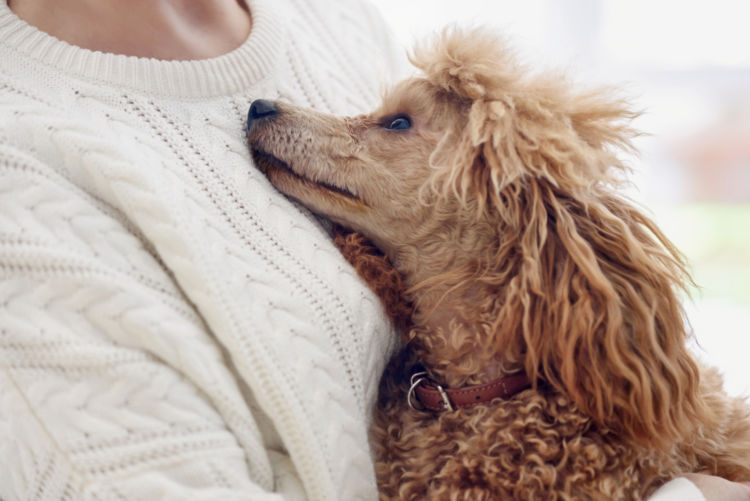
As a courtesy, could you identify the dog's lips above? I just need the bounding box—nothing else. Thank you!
[251,149,362,203]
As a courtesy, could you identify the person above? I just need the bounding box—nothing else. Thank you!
[1,0,403,499]
[0,1,747,500]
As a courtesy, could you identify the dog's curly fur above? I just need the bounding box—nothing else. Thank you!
[249,29,750,500]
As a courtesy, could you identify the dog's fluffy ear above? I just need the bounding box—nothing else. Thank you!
[483,156,707,450]
[510,183,708,449]
[421,29,709,449]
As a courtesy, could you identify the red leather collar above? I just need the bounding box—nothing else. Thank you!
[409,371,531,412]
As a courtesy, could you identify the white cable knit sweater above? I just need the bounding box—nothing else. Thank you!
[0,1,403,499]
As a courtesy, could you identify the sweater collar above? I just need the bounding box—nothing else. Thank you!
[0,0,284,98]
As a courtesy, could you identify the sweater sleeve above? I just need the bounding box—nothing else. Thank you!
[0,147,291,500]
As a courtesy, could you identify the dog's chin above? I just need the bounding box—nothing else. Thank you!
[251,149,367,214]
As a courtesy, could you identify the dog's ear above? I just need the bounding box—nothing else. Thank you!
[494,129,706,449]
[421,32,709,448]
[509,182,708,449]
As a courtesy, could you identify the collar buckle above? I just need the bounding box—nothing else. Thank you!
[407,370,454,412]
[407,371,428,411]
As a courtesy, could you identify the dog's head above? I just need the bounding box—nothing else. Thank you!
[248,29,706,449]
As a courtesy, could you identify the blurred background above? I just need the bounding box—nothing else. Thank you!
[372,0,750,396]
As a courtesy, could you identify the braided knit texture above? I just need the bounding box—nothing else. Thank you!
[0,1,403,499]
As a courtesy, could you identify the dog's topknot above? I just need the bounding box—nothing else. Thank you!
[412,28,641,219]
[409,27,522,100]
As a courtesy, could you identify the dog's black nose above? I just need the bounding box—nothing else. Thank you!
[247,99,279,130]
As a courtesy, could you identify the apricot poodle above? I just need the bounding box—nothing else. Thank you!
[247,29,750,500]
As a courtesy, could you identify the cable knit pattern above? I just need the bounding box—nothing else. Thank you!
[0,1,403,499]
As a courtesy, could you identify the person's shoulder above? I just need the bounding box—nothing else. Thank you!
[272,0,406,112]
[284,0,406,79]
[280,0,390,44]
[0,68,82,152]
[296,0,380,19]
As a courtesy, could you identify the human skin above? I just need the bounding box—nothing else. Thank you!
[7,0,251,60]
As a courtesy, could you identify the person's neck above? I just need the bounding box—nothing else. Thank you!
[7,0,252,60]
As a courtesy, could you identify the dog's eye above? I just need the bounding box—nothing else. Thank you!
[384,115,411,131]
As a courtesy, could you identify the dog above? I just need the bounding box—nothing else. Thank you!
[247,29,750,500]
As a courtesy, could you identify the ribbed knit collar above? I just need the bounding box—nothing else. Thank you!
[0,0,284,97]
